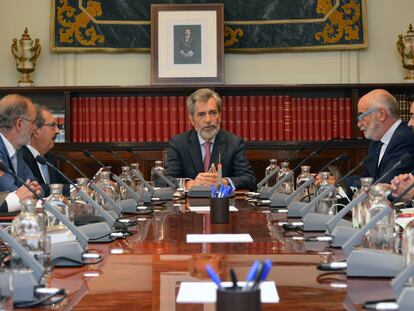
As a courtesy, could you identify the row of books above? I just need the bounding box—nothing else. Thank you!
[395,94,412,122]
[70,95,355,142]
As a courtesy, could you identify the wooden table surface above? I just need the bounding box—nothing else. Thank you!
[33,196,395,310]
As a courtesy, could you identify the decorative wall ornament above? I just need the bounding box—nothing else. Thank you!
[11,28,41,87]
[397,24,414,80]
[51,0,367,53]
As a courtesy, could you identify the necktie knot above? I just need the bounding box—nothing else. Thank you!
[203,142,211,172]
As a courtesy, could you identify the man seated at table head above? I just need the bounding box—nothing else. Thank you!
[0,94,42,212]
[347,89,414,188]
[20,104,68,196]
[165,88,257,191]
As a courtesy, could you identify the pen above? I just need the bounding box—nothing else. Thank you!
[210,185,217,198]
[229,268,238,289]
[205,265,222,289]
[260,259,272,282]
[251,261,266,290]
[243,260,260,290]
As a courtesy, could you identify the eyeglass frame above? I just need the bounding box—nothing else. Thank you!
[39,121,58,129]
[357,107,379,121]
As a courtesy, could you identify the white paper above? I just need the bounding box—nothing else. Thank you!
[396,216,414,229]
[186,234,253,243]
[188,205,238,212]
[176,281,279,303]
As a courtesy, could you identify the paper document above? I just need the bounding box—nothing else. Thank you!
[188,205,238,212]
[176,281,279,303]
[396,216,414,229]
[186,234,253,243]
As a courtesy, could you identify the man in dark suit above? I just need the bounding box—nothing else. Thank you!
[0,94,42,212]
[165,88,257,191]
[20,104,68,196]
[348,89,414,188]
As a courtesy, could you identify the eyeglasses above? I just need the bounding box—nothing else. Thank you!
[357,107,379,121]
[40,122,58,129]
[20,117,37,124]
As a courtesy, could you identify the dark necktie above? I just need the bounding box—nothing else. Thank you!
[203,142,211,172]
[374,141,384,180]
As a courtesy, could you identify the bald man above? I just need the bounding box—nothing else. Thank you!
[348,89,414,188]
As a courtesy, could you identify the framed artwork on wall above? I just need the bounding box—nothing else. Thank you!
[151,3,224,85]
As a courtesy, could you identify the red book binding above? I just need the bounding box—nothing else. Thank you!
[296,98,303,141]
[115,97,122,142]
[283,96,292,141]
[83,97,90,143]
[145,97,154,141]
[137,97,145,142]
[264,96,271,140]
[250,96,257,141]
[313,98,320,141]
[102,97,111,142]
[154,96,163,142]
[257,96,264,141]
[89,97,97,142]
[241,96,249,141]
[345,98,352,139]
[109,97,117,142]
[307,98,314,141]
[96,97,103,142]
[129,97,137,142]
[301,98,308,141]
[169,96,178,138]
[162,97,170,141]
[326,98,333,140]
[277,96,284,141]
[178,96,186,134]
[338,98,346,139]
[234,96,242,138]
[332,98,339,139]
[320,98,327,141]
[291,97,297,141]
[226,96,235,134]
[221,96,227,131]
[71,97,79,143]
[122,97,130,142]
[271,96,277,141]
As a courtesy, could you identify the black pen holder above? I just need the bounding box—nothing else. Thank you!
[216,287,261,311]
[210,197,230,224]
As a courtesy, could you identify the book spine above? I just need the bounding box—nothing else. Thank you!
[314,98,320,141]
[284,96,292,141]
[221,96,227,131]
[264,96,271,140]
[291,97,297,141]
[271,96,277,141]
[250,96,257,141]
[257,95,264,141]
[116,96,122,142]
[122,97,130,142]
[102,97,110,142]
[338,97,346,139]
[345,97,352,139]
[320,98,327,141]
[154,96,163,142]
[332,98,339,139]
[178,96,186,133]
[277,96,284,141]
[234,96,242,137]
[227,95,235,134]
[137,96,145,142]
[129,96,137,142]
[170,96,178,138]
[162,96,170,141]
[241,96,249,140]
[145,97,154,141]
[326,98,333,140]
[296,98,303,141]
[307,98,314,141]
[96,97,103,143]
[83,97,90,143]
[71,97,79,143]
[89,97,97,142]
[301,98,308,141]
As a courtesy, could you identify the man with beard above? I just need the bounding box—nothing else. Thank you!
[20,104,68,196]
[0,94,42,212]
[165,88,257,191]
[390,101,414,201]
[347,89,414,188]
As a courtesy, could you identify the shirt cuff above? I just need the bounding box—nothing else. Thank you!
[5,192,21,212]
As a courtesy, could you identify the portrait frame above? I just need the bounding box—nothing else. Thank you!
[151,3,224,85]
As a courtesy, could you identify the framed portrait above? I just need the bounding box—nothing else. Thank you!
[151,3,224,85]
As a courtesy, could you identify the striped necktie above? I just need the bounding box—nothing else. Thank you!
[203,142,211,172]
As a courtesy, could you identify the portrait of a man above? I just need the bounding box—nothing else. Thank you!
[174,25,202,64]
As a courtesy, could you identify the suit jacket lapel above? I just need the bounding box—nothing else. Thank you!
[187,130,204,174]
[377,123,402,176]
[20,146,44,183]
[0,136,15,174]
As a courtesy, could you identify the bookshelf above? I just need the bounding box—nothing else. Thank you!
[0,84,412,180]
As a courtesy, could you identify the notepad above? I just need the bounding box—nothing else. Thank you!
[176,281,279,303]
[188,205,238,212]
[186,234,253,243]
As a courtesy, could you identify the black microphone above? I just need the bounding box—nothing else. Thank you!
[260,141,333,199]
[35,156,117,232]
[318,153,350,175]
[83,149,107,168]
[0,160,94,265]
[105,146,129,166]
[256,145,306,190]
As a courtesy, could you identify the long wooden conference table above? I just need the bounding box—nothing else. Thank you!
[35,195,396,310]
